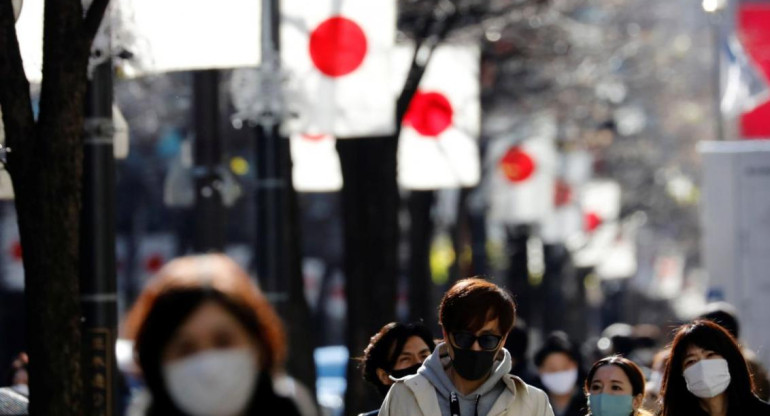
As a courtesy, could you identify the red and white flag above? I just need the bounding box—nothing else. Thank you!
[541,150,594,244]
[571,179,622,268]
[280,0,396,137]
[290,133,343,192]
[394,44,481,190]
[487,124,558,224]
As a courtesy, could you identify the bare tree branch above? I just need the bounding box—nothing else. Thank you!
[83,0,110,42]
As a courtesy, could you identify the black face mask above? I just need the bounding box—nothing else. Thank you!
[451,347,496,381]
[390,363,422,379]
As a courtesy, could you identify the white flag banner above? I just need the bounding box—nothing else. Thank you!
[721,34,770,118]
[16,0,261,81]
[280,0,396,137]
[541,150,594,244]
[115,0,260,76]
[572,180,622,268]
[394,44,481,190]
[15,0,43,83]
[487,134,558,225]
[290,133,343,192]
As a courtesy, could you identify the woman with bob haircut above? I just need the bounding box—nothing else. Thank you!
[583,356,651,416]
[659,320,770,416]
[123,254,302,416]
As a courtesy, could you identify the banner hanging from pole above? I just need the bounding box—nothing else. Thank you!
[280,0,396,137]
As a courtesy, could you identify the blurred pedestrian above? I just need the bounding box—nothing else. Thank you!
[641,348,669,414]
[504,319,538,385]
[380,277,553,416]
[123,254,302,416]
[4,352,28,397]
[534,331,587,416]
[659,320,770,416]
[358,322,436,415]
[584,355,651,416]
[698,301,770,400]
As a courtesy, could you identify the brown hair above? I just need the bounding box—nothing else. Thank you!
[124,253,287,372]
[439,277,515,335]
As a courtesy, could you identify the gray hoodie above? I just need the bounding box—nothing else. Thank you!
[418,342,511,416]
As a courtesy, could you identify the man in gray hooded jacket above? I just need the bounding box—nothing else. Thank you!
[380,277,554,416]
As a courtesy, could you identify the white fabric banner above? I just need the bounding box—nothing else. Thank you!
[290,133,343,192]
[394,44,481,190]
[487,134,558,225]
[280,0,396,137]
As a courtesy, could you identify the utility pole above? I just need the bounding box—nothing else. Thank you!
[254,0,287,301]
[80,51,118,416]
[193,70,226,252]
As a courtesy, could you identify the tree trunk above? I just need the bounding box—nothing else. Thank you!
[0,0,110,414]
[337,137,399,415]
[407,190,435,330]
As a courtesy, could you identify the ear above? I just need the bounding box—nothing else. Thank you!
[441,327,448,342]
[632,393,644,411]
[376,368,392,386]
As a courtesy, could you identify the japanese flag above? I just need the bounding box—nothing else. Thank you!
[571,180,622,268]
[115,0,261,76]
[395,44,481,190]
[280,0,396,137]
[290,134,343,192]
[487,132,558,225]
[541,150,594,244]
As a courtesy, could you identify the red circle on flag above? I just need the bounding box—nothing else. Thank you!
[145,254,164,273]
[403,90,454,137]
[554,179,572,207]
[499,147,536,182]
[309,16,368,77]
[10,241,22,261]
[302,133,327,142]
[584,212,602,232]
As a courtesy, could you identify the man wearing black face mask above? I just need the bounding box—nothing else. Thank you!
[359,322,436,415]
[380,278,554,416]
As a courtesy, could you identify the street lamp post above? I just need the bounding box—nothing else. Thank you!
[704,0,727,140]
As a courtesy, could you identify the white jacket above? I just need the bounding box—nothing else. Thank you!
[379,372,554,416]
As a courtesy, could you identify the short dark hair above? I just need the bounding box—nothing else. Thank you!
[660,320,755,416]
[360,322,435,396]
[534,331,582,369]
[439,277,515,335]
[585,355,645,397]
[698,301,740,339]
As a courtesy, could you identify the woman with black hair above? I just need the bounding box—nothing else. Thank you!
[583,356,651,416]
[659,320,770,416]
[124,254,302,416]
[358,322,436,415]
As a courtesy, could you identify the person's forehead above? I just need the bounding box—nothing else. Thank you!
[593,365,629,384]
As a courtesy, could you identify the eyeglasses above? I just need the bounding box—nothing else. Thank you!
[451,331,502,351]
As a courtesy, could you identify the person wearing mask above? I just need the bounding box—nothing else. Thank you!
[584,355,651,416]
[380,277,553,416]
[534,331,587,416]
[698,301,770,400]
[641,348,669,414]
[358,322,436,415]
[659,320,770,416]
[123,254,302,416]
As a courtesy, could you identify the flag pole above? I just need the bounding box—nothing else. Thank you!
[254,0,288,301]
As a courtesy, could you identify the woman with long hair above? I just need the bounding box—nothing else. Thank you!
[123,254,302,416]
[659,320,770,416]
[583,355,651,416]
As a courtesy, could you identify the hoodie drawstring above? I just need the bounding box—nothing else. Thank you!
[449,392,481,416]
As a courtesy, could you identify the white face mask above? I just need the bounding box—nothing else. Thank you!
[163,348,259,416]
[540,368,578,395]
[683,358,731,399]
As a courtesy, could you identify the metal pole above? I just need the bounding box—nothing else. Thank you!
[193,70,226,252]
[710,9,725,140]
[81,56,118,416]
[255,0,287,300]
